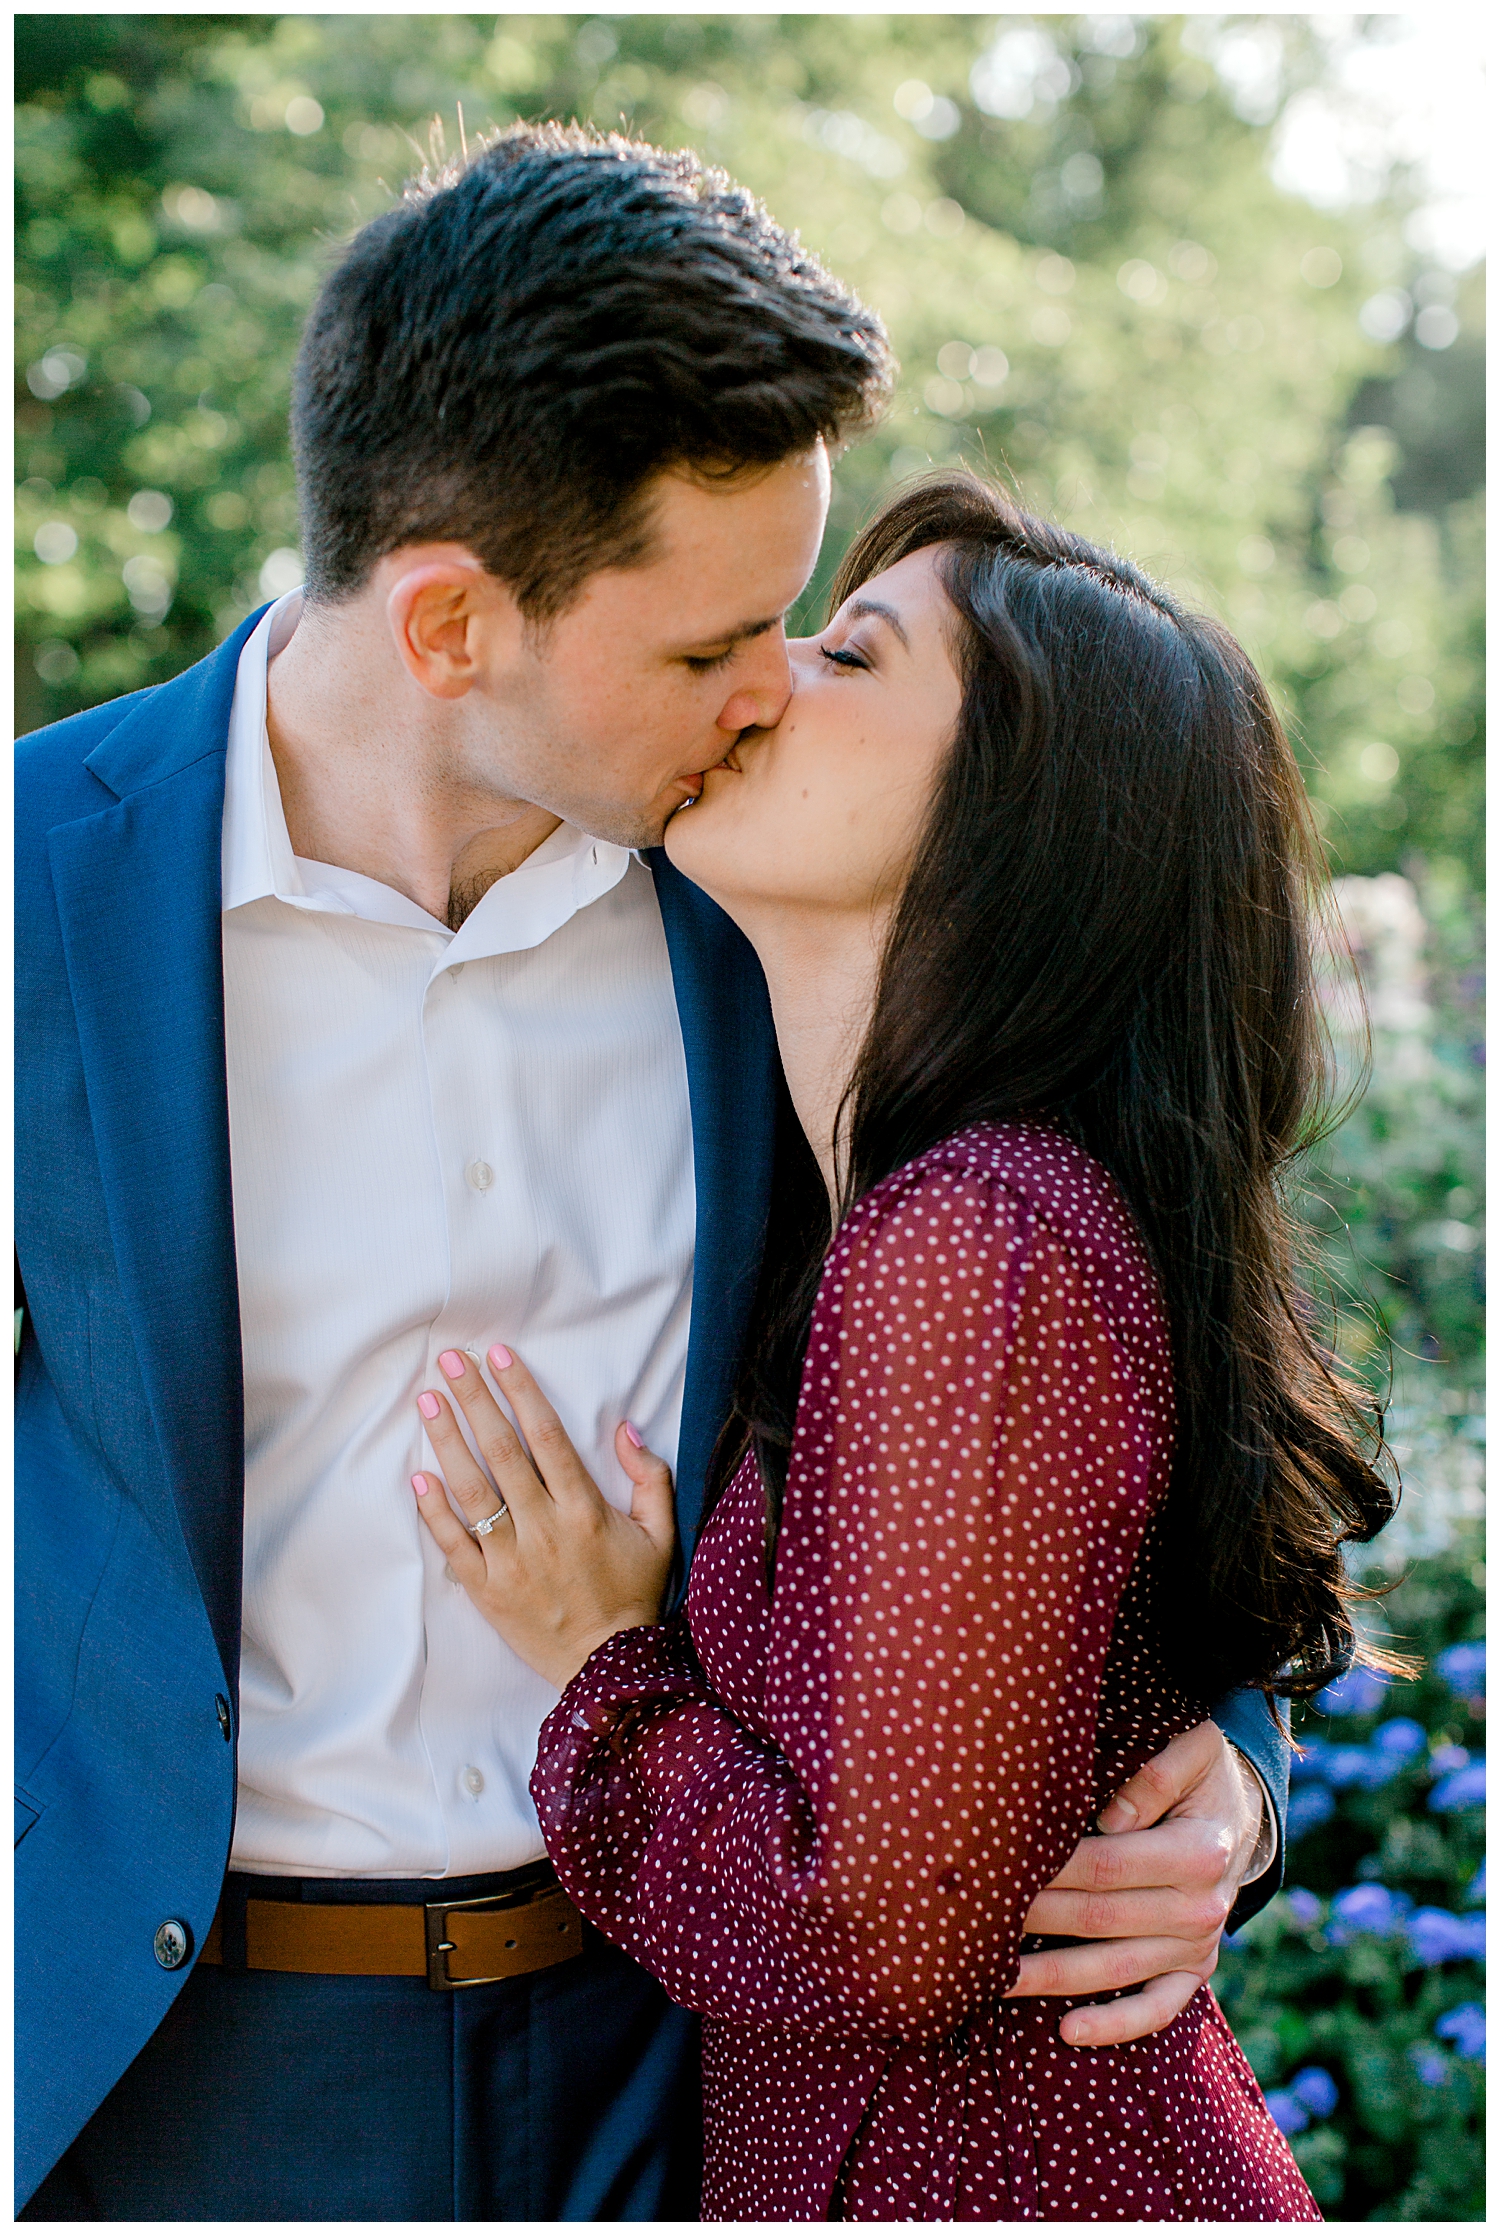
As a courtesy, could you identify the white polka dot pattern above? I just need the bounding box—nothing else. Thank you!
[533,1122,1319,2221]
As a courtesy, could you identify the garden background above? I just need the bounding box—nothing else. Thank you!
[14,13,1484,2218]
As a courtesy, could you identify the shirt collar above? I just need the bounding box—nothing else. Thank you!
[220,590,632,964]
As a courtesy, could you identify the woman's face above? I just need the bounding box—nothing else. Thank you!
[663,544,964,928]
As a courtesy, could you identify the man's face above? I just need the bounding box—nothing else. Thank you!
[474,445,832,848]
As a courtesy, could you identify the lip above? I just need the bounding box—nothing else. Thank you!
[671,741,746,800]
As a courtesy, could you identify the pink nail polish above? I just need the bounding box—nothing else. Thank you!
[488,1344,513,1370]
[624,1421,644,1449]
[411,1474,428,1497]
[417,1391,440,1419]
[439,1351,465,1379]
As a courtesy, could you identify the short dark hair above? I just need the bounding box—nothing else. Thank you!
[291,121,893,617]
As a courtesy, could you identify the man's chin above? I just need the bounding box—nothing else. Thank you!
[557,775,718,854]
[564,802,673,852]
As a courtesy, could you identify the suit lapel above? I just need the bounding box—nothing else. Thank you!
[46,616,265,1684]
[649,852,779,1570]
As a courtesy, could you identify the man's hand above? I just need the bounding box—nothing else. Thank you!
[1006,1720,1267,2048]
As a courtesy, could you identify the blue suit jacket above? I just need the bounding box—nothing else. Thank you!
[14,614,1288,2207]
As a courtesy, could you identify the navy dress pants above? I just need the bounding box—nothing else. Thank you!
[24,1873,702,2221]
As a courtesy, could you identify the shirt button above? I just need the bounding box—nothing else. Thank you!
[450,963,464,981]
[461,1766,485,1798]
[466,1160,493,1194]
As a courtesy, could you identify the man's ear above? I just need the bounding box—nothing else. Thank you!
[384,549,521,701]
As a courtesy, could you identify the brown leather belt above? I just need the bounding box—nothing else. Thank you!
[199,1863,583,1990]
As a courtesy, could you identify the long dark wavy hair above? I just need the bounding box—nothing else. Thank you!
[711,470,1395,1702]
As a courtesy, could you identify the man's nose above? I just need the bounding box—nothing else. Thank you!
[716,630,794,734]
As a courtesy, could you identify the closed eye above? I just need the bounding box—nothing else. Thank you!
[680,616,782,676]
[820,643,869,672]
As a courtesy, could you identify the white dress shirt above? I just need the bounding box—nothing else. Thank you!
[221,594,696,1877]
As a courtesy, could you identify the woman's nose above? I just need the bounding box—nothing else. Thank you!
[716,631,794,734]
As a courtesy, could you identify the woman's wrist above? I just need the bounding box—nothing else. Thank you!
[545,1608,664,1692]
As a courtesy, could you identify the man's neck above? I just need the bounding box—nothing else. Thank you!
[264,599,560,926]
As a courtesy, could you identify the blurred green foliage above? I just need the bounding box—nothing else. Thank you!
[13,19,1485,2218]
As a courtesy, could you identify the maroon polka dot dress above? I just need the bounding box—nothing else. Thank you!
[533,1124,1319,2221]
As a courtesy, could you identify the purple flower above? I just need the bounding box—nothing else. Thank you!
[1405,1907,1487,1966]
[1465,1860,1486,1908]
[1371,1717,1427,1762]
[1325,1744,1400,1790]
[1264,2090,1309,2135]
[1437,1640,1486,1699]
[1314,1665,1390,1718]
[1410,2044,1449,2087]
[1290,2066,1339,2118]
[1328,1882,1409,1942]
[1430,1760,1486,1813]
[1287,1784,1335,1842]
[1283,1886,1322,1928]
[1435,2001,1486,2060]
[1323,1746,1370,1790]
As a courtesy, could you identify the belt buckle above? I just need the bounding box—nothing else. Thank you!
[424,1890,506,1990]
[423,1872,564,1991]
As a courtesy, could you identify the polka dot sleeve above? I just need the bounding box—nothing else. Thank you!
[533,1143,1169,2044]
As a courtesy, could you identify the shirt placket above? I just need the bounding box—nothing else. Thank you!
[418,950,544,1863]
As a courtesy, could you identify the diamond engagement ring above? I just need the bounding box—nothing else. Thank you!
[472,1503,508,1536]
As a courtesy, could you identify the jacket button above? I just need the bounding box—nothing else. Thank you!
[215,1694,232,1742]
[153,1919,192,1970]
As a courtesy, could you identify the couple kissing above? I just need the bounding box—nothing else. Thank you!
[18,121,1389,2222]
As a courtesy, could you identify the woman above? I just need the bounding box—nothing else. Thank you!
[411,474,1391,2218]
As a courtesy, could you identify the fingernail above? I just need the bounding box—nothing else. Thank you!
[439,1351,466,1379]
[624,1421,643,1449]
[488,1344,513,1370]
[1100,1796,1138,1831]
[417,1392,440,1419]
[411,1474,429,1497]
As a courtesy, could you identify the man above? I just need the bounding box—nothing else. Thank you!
[16,123,1285,2220]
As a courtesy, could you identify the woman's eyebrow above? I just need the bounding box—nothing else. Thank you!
[842,596,911,651]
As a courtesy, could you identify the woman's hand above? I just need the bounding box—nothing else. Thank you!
[411,1344,676,1691]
